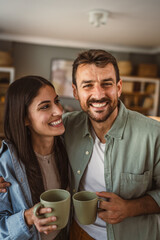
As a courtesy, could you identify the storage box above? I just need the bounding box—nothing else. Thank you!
[118,61,133,76]
[137,64,158,78]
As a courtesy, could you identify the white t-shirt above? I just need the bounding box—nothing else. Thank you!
[78,131,108,240]
[36,152,61,240]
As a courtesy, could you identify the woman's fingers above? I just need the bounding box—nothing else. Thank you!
[34,216,57,232]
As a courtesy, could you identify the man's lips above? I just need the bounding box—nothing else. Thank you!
[90,102,107,108]
[88,98,110,108]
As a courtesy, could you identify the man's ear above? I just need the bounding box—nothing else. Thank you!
[117,79,122,98]
[72,83,79,100]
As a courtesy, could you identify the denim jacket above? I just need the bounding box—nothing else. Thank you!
[0,140,40,240]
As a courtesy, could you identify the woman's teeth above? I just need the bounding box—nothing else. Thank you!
[49,119,62,126]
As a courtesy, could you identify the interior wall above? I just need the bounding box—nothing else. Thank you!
[0,40,160,113]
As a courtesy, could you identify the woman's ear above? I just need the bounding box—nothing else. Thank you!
[72,83,79,100]
[25,116,30,126]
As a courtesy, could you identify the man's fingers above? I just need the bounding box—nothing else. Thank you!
[0,182,10,188]
[0,178,11,192]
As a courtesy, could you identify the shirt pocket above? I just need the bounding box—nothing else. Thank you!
[120,170,152,199]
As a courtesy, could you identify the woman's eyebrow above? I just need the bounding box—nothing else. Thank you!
[38,100,50,106]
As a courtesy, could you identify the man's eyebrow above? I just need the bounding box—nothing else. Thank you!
[81,80,93,84]
[102,78,114,82]
[81,78,113,85]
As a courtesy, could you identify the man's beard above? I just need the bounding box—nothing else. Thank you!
[81,97,118,123]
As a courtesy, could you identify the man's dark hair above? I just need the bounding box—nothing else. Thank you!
[72,49,120,86]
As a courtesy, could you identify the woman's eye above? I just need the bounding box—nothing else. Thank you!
[55,99,60,104]
[40,104,50,110]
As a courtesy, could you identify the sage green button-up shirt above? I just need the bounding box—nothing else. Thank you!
[63,101,160,240]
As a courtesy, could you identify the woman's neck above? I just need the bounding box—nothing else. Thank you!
[32,136,54,156]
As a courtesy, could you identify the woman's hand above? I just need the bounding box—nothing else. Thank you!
[24,205,57,235]
[0,177,11,193]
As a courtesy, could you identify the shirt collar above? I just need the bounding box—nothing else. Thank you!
[106,100,129,139]
[83,100,129,140]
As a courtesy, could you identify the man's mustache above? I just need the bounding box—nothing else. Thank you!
[87,98,111,105]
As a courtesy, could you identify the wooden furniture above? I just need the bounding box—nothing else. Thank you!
[0,67,15,139]
[121,76,160,116]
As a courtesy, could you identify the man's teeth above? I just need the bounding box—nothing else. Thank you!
[50,119,62,126]
[91,102,106,108]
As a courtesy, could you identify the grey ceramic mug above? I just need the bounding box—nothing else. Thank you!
[73,191,102,225]
[34,189,71,230]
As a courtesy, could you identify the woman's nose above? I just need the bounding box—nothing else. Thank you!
[52,104,63,116]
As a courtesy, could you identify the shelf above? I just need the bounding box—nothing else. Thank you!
[121,76,160,116]
[128,106,151,113]
[122,92,151,97]
[0,68,15,139]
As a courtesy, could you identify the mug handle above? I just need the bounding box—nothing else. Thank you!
[33,202,44,219]
[97,198,105,212]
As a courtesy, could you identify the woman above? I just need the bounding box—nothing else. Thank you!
[0,76,69,240]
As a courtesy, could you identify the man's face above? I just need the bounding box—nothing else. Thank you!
[72,63,122,123]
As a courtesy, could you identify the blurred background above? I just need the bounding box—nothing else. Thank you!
[1,0,160,139]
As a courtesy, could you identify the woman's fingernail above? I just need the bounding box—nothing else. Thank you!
[52,216,56,221]
[47,208,52,212]
[52,225,57,229]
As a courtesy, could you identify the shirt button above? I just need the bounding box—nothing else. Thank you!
[73,189,76,193]
[77,170,81,174]
[85,151,89,155]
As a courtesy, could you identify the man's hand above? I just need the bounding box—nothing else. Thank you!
[24,205,57,235]
[96,191,160,225]
[96,192,129,224]
[0,177,11,193]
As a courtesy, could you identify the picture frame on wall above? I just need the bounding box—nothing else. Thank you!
[50,59,73,98]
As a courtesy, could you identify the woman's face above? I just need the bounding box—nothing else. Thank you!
[25,85,65,141]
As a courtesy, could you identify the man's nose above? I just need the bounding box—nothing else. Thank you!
[92,85,105,98]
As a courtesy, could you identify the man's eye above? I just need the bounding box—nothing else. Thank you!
[83,84,93,88]
[102,82,112,87]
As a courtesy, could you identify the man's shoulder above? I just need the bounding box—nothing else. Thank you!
[127,109,160,132]
[63,110,87,124]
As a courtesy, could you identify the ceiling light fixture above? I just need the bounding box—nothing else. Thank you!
[88,9,109,28]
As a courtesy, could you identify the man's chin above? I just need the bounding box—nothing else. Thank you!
[88,112,110,123]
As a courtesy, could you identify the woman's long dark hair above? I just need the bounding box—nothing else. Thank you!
[4,76,68,204]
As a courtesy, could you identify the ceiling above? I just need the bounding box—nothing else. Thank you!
[0,0,160,54]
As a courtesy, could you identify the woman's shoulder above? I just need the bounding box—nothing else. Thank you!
[0,140,15,170]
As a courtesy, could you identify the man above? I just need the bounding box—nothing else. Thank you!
[63,49,160,240]
[1,49,160,240]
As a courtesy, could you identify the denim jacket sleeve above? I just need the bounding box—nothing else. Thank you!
[0,142,36,240]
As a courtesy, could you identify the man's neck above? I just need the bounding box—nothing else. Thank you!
[90,108,118,143]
